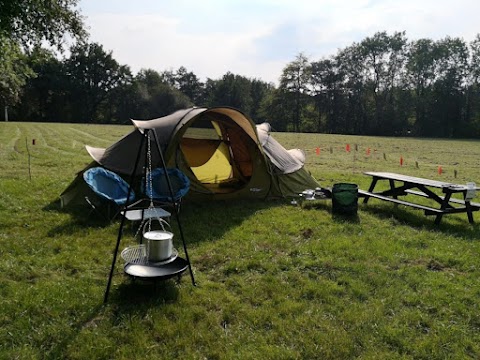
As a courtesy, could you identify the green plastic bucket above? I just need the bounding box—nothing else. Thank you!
[332,183,358,215]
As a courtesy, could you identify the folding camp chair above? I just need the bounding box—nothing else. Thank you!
[144,168,190,204]
[83,167,136,220]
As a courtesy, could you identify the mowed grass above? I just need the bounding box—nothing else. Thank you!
[1,121,480,359]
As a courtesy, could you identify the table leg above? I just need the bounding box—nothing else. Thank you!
[364,178,378,204]
[465,202,474,223]
[418,185,450,206]
[434,214,443,225]
[388,179,400,208]
[389,180,397,198]
[434,192,452,225]
[463,191,475,224]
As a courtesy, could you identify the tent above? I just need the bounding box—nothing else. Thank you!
[60,106,320,206]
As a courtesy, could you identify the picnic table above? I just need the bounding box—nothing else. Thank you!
[359,172,480,225]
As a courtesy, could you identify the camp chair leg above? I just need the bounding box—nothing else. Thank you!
[84,196,95,218]
[85,196,110,221]
[85,196,123,222]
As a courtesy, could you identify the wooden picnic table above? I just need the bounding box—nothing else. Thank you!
[359,172,480,225]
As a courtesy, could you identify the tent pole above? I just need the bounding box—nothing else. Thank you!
[151,129,196,286]
[103,131,146,303]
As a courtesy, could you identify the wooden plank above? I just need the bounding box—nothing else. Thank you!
[358,189,372,197]
[358,189,445,214]
[363,172,454,189]
[404,189,480,208]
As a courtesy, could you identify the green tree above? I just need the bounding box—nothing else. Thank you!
[359,31,408,135]
[466,34,480,136]
[174,66,204,105]
[202,73,273,122]
[432,37,469,137]
[0,0,85,111]
[0,0,84,48]
[132,69,192,119]
[258,88,291,131]
[310,58,346,133]
[65,42,132,122]
[336,43,369,134]
[160,69,177,87]
[0,37,34,106]
[470,34,480,85]
[205,72,253,113]
[406,38,438,135]
[12,47,68,122]
[250,79,275,123]
[279,53,311,132]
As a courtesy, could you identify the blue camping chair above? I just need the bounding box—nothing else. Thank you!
[83,167,136,220]
[144,168,190,203]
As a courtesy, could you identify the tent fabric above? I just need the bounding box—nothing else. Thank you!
[85,146,106,164]
[256,123,304,174]
[83,167,135,205]
[190,142,233,183]
[60,106,320,206]
[60,162,97,208]
[180,138,221,167]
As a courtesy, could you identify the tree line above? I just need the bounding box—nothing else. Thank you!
[2,2,480,137]
[272,31,480,138]
[6,43,274,125]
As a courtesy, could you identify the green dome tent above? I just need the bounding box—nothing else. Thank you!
[60,106,320,207]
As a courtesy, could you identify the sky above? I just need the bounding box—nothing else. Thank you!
[79,0,480,85]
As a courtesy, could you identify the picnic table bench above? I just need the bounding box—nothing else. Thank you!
[359,172,480,225]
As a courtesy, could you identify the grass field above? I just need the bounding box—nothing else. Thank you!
[1,121,480,359]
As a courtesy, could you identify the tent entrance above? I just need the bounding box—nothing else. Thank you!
[181,138,233,183]
[179,116,253,193]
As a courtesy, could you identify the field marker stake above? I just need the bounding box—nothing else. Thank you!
[25,138,32,181]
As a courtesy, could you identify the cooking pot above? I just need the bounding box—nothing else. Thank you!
[141,217,173,262]
[143,230,174,262]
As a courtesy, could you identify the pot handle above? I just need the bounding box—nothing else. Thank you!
[141,216,171,235]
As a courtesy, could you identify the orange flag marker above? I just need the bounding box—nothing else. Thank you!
[438,166,443,175]
[315,147,320,155]
[400,156,404,166]
[346,144,351,152]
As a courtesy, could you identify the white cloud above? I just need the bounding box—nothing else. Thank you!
[86,12,284,82]
[82,0,480,85]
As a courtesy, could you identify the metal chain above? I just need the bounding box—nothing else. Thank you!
[146,131,154,233]
[146,132,154,207]
[134,218,147,241]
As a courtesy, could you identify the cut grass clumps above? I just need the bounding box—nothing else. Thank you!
[1,122,480,359]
